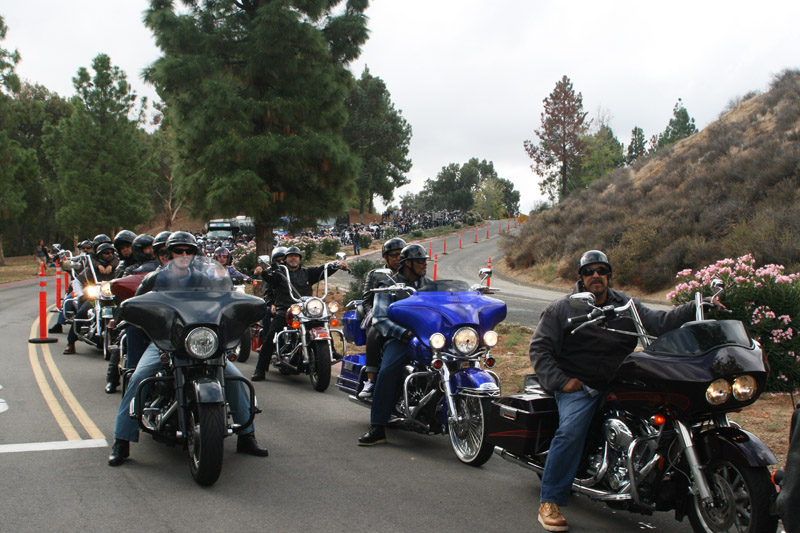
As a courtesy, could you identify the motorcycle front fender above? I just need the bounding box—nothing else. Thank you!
[309,326,330,341]
[699,426,778,467]
[450,367,500,395]
[190,377,225,404]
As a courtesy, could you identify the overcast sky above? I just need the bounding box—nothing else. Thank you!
[3,1,799,213]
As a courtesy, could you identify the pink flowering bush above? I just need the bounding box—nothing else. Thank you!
[669,254,800,391]
[231,241,257,274]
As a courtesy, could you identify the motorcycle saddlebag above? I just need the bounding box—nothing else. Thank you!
[342,311,367,346]
[336,353,365,394]
[486,392,559,456]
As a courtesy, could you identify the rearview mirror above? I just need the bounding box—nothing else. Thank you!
[569,292,596,310]
[479,267,492,280]
[258,255,271,266]
[336,252,346,261]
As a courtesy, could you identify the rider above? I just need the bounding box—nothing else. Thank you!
[250,245,347,381]
[152,231,172,267]
[48,240,94,334]
[529,250,698,532]
[213,246,248,283]
[113,230,137,277]
[107,231,269,466]
[358,243,430,446]
[357,237,406,399]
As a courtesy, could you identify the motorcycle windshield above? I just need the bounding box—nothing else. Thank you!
[119,256,266,352]
[387,281,507,346]
[644,320,754,357]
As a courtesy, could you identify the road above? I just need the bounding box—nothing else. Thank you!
[0,232,691,533]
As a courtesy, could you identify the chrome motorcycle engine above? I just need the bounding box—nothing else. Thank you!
[586,413,657,491]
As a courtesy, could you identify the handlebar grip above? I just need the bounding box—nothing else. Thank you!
[567,313,594,326]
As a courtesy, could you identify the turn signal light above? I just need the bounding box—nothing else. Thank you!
[652,414,666,426]
[228,354,236,362]
[484,357,496,368]
[291,320,300,329]
[330,319,339,327]
[432,359,444,370]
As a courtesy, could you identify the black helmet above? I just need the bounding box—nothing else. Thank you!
[382,237,407,257]
[92,234,111,253]
[166,231,198,255]
[153,231,172,255]
[399,243,430,264]
[113,230,136,253]
[79,240,92,250]
[271,246,288,265]
[95,242,115,256]
[578,250,612,276]
[131,233,154,262]
[285,246,302,259]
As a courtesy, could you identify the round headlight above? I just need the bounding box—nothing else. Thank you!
[85,285,100,300]
[185,327,219,359]
[483,330,498,347]
[732,375,758,401]
[705,379,731,406]
[328,301,339,314]
[290,304,302,316]
[100,281,113,298]
[430,333,446,350]
[306,298,324,317]
[453,327,479,354]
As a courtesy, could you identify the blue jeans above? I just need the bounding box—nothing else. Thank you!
[113,343,255,442]
[369,338,408,426]
[540,388,603,506]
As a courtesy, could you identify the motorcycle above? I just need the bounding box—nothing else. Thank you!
[118,256,265,485]
[337,267,506,465]
[485,280,779,532]
[266,253,348,392]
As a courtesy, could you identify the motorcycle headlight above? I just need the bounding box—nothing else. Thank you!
[453,327,479,355]
[429,333,446,350]
[185,327,219,360]
[483,330,498,347]
[705,379,731,406]
[100,281,113,299]
[328,301,339,314]
[85,285,100,300]
[290,304,302,316]
[732,375,758,401]
[306,298,325,317]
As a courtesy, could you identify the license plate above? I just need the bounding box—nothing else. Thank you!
[101,307,114,319]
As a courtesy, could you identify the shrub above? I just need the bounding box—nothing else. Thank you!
[669,254,800,392]
[411,229,424,238]
[285,237,316,262]
[232,242,257,275]
[344,258,383,303]
[383,226,398,239]
[318,237,340,257]
[358,232,372,250]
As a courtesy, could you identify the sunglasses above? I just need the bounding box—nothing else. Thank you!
[412,259,428,265]
[386,252,401,258]
[580,266,610,277]
[100,250,114,256]
[172,247,196,256]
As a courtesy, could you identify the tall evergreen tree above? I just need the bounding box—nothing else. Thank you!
[579,123,623,186]
[626,126,648,165]
[344,66,412,217]
[43,54,154,239]
[655,98,698,150]
[524,75,589,203]
[144,0,369,255]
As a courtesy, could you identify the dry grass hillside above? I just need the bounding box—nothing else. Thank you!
[503,69,800,292]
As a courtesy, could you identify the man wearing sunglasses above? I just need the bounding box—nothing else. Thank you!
[530,250,698,531]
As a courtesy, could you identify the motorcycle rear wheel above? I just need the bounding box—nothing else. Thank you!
[449,395,493,467]
[187,403,225,486]
[687,456,777,533]
[308,340,331,392]
[237,329,252,363]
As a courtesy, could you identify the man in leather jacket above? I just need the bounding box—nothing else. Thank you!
[529,250,697,532]
[357,237,406,399]
[358,243,431,446]
[250,246,347,381]
[108,231,269,466]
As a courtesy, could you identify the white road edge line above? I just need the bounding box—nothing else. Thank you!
[0,439,108,454]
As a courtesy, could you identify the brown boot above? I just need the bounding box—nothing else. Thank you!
[538,502,568,531]
[62,343,76,354]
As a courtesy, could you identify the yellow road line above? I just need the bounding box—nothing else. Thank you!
[28,319,81,440]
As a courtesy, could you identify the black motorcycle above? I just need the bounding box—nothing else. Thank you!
[484,281,779,532]
[119,256,265,485]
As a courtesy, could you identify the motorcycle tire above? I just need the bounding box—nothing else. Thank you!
[187,403,225,487]
[308,340,332,392]
[237,329,252,363]
[687,456,778,533]
[448,395,493,467]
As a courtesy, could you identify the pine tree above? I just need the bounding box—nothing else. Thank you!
[523,75,589,203]
[579,123,623,186]
[144,0,369,255]
[655,98,698,149]
[626,126,648,165]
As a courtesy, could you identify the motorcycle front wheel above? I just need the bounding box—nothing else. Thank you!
[187,403,225,486]
[308,340,331,392]
[687,456,778,533]
[449,395,493,467]
[236,329,252,363]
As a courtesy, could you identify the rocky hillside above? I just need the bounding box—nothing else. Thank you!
[503,69,800,292]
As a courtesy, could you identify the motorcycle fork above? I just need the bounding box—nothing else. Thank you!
[674,419,713,504]
[439,364,460,423]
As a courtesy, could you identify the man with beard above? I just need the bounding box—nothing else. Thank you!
[530,250,700,532]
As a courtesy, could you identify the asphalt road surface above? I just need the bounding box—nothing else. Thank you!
[1,233,693,533]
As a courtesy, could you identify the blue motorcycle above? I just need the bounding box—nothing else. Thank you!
[337,268,507,465]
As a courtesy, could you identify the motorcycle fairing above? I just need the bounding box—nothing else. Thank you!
[387,289,507,348]
[698,426,778,467]
[450,367,500,394]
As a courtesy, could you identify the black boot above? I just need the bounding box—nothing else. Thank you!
[251,368,266,381]
[236,432,268,457]
[48,324,63,334]
[358,425,386,446]
[108,439,130,466]
[104,382,118,394]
